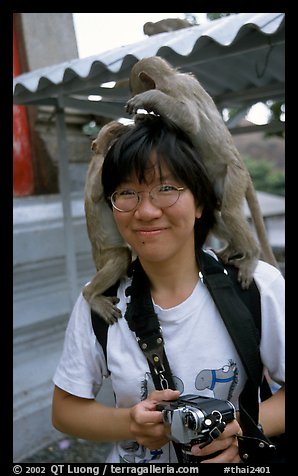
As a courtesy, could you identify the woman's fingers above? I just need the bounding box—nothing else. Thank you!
[129,389,180,449]
[191,419,242,463]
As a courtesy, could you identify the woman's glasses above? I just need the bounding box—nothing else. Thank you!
[110,184,185,212]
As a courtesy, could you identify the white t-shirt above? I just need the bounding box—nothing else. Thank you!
[53,255,285,463]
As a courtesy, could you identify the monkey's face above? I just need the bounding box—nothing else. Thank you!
[91,121,128,155]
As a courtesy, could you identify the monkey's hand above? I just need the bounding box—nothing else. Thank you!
[231,256,257,290]
[126,90,166,115]
[126,91,198,137]
[93,295,122,324]
[83,285,122,324]
[217,247,257,290]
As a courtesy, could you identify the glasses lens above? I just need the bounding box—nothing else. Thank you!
[111,185,182,212]
[111,190,138,212]
[151,185,180,208]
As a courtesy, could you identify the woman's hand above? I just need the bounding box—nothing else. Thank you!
[191,419,242,463]
[129,389,180,450]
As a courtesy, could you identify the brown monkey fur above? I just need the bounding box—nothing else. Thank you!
[143,18,193,36]
[83,121,132,323]
[126,56,278,288]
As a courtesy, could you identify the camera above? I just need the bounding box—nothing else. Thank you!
[157,394,236,463]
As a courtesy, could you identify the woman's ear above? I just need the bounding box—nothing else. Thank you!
[195,204,204,219]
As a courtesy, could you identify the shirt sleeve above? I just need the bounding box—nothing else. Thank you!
[53,292,109,399]
[254,261,285,386]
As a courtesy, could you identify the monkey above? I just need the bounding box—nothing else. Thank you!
[125,56,278,289]
[143,18,193,36]
[83,121,132,323]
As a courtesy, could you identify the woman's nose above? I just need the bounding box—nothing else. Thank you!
[134,194,163,219]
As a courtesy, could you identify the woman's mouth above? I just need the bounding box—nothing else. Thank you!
[135,228,167,238]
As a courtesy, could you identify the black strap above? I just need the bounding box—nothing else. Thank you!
[91,281,120,366]
[196,249,262,392]
[196,249,277,461]
[124,259,176,391]
[90,252,278,461]
[92,253,264,401]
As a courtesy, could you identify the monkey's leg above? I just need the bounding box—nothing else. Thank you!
[215,168,260,289]
[216,212,260,289]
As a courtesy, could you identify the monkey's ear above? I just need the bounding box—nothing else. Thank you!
[91,139,98,152]
[139,71,156,89]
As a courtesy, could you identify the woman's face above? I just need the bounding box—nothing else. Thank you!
[112,155,203,267]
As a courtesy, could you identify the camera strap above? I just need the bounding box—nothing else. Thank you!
[124,258,187,462]
[124,258,176,391]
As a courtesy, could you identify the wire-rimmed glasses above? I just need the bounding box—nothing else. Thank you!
[110,184,185,212]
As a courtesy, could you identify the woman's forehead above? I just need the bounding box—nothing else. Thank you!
[124,154,174,185]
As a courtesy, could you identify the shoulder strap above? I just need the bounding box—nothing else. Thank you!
[196,249,276,460]
[91,281,120,364]
[91,309,109,361]
[222,261,261,336]
[196,249,263,392]
[219,257,272,402]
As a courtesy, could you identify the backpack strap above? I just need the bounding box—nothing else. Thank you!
[196,249,277,461]
[90,281,120,367]
[91,309,109,361]
[196,249,262,393]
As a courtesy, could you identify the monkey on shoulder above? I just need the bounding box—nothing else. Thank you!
[83,121,132,324]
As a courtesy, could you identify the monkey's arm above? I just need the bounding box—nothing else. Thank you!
[126,89,199,137]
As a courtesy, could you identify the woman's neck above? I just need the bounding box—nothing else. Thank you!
[139,252,200,309]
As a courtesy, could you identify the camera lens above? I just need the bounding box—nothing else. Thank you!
[184,411,198,430]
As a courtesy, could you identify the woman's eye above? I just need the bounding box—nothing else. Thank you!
[119,190,136,197]
[159,185,176,192]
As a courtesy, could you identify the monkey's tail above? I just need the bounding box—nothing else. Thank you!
[246,177,279,268]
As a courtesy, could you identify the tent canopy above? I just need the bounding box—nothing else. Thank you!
[13,12,285,121]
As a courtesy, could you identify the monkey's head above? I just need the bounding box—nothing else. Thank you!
[129,56,174,96]
[91,121,129,155]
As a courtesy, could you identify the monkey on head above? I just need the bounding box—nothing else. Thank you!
[83,57,278,324]
[126,56,278,288]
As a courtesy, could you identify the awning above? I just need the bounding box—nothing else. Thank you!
[13,13,285,117]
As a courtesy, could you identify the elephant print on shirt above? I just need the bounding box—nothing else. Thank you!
[195,360,238,400]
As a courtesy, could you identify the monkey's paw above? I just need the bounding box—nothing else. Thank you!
[126,91,158,115]
[126,95,146,115]
[228,255,258,290]
[90,295,122,325]
[216,248,257,290]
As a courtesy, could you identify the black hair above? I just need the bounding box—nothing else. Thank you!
[102,114,217,247]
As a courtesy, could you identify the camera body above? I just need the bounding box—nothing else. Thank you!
[157,394,235,462]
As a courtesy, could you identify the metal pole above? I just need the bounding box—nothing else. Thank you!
[55,99,78,307]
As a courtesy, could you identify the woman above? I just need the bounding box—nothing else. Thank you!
[52,115,285,464]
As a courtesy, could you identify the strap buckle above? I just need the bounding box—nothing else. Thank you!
[137,329,170,389]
